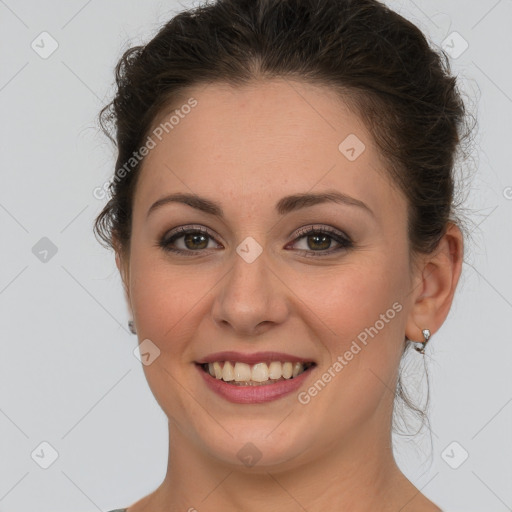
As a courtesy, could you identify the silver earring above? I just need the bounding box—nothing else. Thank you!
[411,328,431,354]
[128,320,137,335]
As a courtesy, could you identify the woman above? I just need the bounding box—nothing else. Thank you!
[95,0,471,510]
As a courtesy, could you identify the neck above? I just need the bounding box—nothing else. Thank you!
[139,415,434,512]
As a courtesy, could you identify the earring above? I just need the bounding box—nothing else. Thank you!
[411,328,431,354]
[128,320,137,335]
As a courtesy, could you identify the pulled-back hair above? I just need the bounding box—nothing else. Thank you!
[94,0,474,437]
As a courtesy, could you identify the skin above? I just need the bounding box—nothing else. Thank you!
[115,79,463,511]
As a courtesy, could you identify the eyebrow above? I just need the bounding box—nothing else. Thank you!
[146,190,374,219]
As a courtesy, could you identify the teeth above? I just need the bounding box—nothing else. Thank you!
[213,362,223,379]
[234,362,252,381]
[268,361,282,380]
[203,360,313,384]
[248,362,268,382]
[222,361,235,381]
[292,362,302,378]
[282,362,293,379]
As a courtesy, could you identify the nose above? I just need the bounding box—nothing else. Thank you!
[211,248,290,337]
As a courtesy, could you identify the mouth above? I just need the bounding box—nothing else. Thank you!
[196,360,317,386]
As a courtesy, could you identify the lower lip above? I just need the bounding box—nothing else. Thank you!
[196,363,316,404]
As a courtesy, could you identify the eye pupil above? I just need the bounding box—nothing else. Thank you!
[185,233,208,250]
[308,234,331,250]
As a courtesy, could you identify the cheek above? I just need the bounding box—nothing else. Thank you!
[128,249,217,353]
[299,259,408,428]
[297,253,408,341]
[304,251,409,410]
[127,252,212,414]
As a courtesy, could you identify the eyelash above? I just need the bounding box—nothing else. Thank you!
[158,224,353,257]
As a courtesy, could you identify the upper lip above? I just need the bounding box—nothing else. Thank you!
[195,351,316,365]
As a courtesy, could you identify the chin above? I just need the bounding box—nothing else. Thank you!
[193,418,317,471]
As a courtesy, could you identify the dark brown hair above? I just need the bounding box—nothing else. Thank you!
[94,0,473,436]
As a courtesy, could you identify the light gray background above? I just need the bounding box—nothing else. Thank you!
[1,1,511,511]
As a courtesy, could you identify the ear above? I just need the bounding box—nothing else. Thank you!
[405,222,464,342]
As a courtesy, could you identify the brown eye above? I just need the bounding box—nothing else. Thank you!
[159,226,222,254]
[182,232,209,250]
[288,225,353,256]
[304,233,332,251]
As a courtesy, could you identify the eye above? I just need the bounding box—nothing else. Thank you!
[158,225,222,255]
[158,224,353,257]
[286,225,353,256]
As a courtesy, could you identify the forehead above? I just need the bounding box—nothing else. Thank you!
[133,79,401,219]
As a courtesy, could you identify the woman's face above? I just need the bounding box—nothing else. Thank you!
[120,80,419,469]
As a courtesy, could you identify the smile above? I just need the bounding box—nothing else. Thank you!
[201,361,314,386]
[200,360,315,385]
[195,360,317,404]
